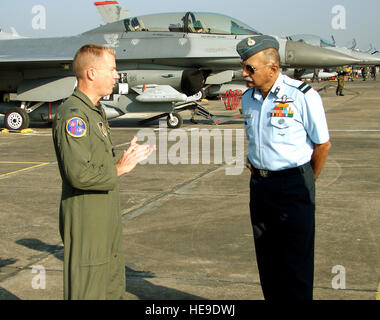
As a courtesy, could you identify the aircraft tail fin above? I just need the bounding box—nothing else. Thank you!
[94,1,131,24]
[365,44,373,53]
[348,39,357,50]
[330,35,336,46]
[9,27,19,36]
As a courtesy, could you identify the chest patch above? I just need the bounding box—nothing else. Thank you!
[66,117,87,138]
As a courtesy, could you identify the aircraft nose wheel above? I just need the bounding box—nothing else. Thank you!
[4,108,30,130]
[167,112,183,129]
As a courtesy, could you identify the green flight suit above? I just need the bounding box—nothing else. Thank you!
[52,89,125,300]
[336,68,345,96]
[337,74,345,95]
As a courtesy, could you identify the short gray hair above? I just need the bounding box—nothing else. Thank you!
[73,44,116,78]
[262,48,280,67]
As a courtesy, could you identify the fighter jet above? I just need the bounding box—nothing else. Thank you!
[287,34,380,66]
[93,1,360,96]
[0,10,361,130]
[0,27,26,40]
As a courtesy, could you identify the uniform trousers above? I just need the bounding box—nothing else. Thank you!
[249,162,315,300]
[60,188,125,300]
[336,78,345,95]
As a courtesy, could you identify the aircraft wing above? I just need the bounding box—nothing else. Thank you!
[0,57,74,74]
[0,46,73,66]
[0,56,72,63]
[16,77,77,102]
[0,36,80,67]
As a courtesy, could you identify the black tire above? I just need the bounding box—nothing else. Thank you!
[4,108,30,130]
[166,112,183,129]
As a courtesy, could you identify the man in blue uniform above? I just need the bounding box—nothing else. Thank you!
[236,36,331,300]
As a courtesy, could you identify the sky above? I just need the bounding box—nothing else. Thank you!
[0,0,379,51]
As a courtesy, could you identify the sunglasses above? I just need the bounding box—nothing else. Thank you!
[241,62,271,75]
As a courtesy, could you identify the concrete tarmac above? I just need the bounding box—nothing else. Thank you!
[0,79,379,300]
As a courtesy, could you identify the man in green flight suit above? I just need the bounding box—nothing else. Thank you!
[52,44,155,300]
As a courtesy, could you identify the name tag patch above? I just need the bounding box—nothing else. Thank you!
[66,117,87,138]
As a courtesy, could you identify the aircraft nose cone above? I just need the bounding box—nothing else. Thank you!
[285,40,360,67]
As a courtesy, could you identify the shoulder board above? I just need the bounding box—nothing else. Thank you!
[297,82,312,94]
[283,75,312,94]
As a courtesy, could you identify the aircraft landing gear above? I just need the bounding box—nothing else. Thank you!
[137,103,218,128]
[4,107,30,130]
[167,112,183,129]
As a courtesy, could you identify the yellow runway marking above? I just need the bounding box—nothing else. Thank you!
[0,161,50,178]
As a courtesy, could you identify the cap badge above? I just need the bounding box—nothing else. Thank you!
[247,38,256,46]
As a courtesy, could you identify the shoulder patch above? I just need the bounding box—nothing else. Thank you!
[66,117,87,138]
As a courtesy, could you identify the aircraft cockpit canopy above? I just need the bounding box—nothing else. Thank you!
[288,34,336,48]
[123,12,262,35]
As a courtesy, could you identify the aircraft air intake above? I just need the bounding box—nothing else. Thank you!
[180,70,205,96]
